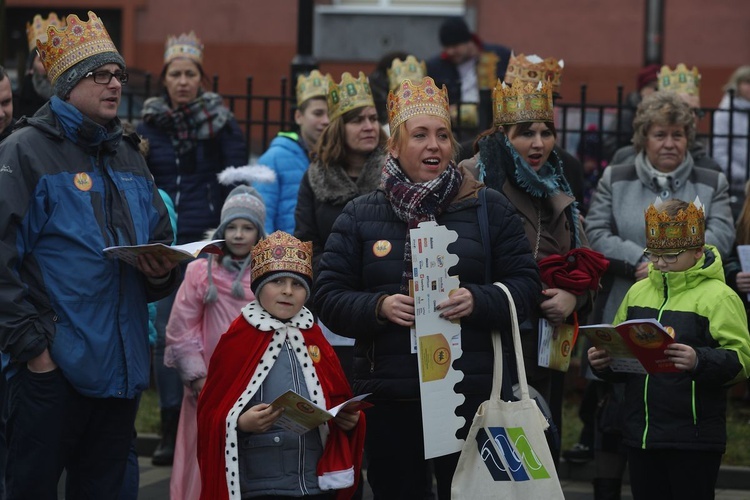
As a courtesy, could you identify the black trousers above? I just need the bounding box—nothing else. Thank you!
[3,366,138,500]
[627,446,723,500]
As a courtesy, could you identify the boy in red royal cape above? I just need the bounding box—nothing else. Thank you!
[197,230,365,499]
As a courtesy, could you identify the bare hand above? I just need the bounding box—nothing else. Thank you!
[588,346,611,371]
[380,294,415,327]
[539,288,577,326]
[634,262,650,281]
[665,343,698,371]
[736,271,750,293]
[237,403,284,433]
[136,252,178,279]
[27,348,57,373]
[333,408,360,431]
[191,377,206,399]
[436,287,474,321]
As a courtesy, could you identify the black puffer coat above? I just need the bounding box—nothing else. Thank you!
[314,173,541,438]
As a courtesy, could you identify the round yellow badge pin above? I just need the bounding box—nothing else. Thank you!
[74,173,93,192]
[372,240,392,257]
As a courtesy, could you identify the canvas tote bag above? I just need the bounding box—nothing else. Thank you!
[451,282,564,499]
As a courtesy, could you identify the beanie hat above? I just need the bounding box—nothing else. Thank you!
[439,17,472,47]
[54,50,125,99]
[250,231,313,301]
[204,185,267,304]
[213,185,267,241]
[636,64,660,92]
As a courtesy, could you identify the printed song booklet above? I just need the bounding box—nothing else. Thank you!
[269,390,373,435]
[579,318,678,375]
[103,239,224,266]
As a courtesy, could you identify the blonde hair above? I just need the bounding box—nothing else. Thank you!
[723,65,750,94]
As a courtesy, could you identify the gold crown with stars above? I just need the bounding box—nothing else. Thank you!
[296,70,332,106]
[658,63,701,96]
[36,11,119,84]
[387,76,451,130]
[164,31,204,66]
[26,12,65,51]
[645,201,705,251]
[251,231,313,284]
[327,72,375,121]
[492,78,554,127]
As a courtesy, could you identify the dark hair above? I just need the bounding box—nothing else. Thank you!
[472,121,557,153]
[157,59,210,97]
[298,95,327,114]
[313,107,386,166]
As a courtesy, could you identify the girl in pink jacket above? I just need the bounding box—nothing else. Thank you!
[165,184,266,500]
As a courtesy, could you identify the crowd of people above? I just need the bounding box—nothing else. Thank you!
[1,9,750,500]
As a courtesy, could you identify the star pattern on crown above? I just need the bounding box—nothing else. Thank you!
[327,72,375,121]
[387,77,451,131]
[492,79,554,127]
[37,11,119,85]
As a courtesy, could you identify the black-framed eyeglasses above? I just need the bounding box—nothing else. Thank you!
[643,249,687,264]
[84,70,129,85]
[691,107,706,119]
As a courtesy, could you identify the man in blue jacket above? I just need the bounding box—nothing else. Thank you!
[0,11,179,499]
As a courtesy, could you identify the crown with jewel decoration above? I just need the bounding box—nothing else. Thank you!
[251,231,313,284]
[387,77,451,130]
[658,63,701,96]
[26,12,65,51]
[504,53,564,92]
[296,70,332,106]
[387,55,427,91]
[327,72,375,121]
[164,31,204,66]
[645,199,705,251]
[492,79,554,126]
[36,11,120,85]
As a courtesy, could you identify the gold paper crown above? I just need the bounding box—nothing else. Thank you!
[387,77,451,130]
[477,51,500,90]
[492,79,554,126]
[327,72,375,121]
[504,53,564,91]
[296,70,332,106]
[658,63,701,96]
[36,11,119,85]
[644,202,705,251]
[164,31,204,66]
[26,12,65,51]
[387,55,427,91]
[251,231,313,283]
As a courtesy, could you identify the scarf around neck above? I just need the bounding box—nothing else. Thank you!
[141,91,232,156]
[381,153,463,292]
[50,96,122,155]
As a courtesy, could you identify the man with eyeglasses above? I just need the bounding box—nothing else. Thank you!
[0,11,179,499]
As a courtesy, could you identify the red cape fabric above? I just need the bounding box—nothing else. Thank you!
[196,313,365,499]
[538,247,610,295]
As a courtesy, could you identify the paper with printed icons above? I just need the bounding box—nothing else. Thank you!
[103,239,224,266]
[410,221,466,459]
[269,390,373,435]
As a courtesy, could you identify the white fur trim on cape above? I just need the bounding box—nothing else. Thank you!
[319,466,355,490]
[222,301,323,500]
[217,164,276,186]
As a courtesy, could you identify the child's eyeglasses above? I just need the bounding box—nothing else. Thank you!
[643,250,687,264]
[84,70,129,85]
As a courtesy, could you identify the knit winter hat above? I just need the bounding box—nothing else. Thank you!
[213,185,267,241]
[439,17,472,47]
[636,64,660,92]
